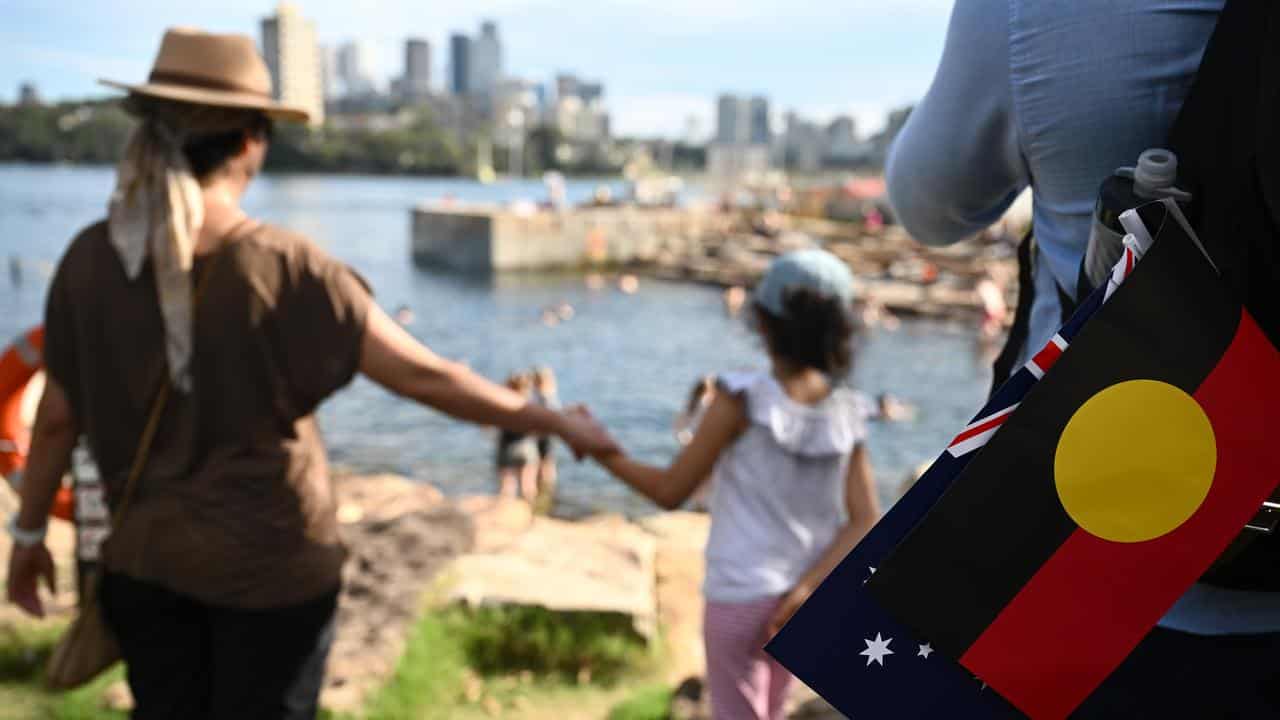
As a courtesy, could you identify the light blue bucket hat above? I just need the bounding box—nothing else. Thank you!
[753,249,857,318]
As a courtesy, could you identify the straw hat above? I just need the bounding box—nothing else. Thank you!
[100,28,309,122]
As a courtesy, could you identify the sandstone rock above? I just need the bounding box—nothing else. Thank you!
[455,494,533,553]
[320,475,472,713]
[445,513,657,641]
[638,511,711,683]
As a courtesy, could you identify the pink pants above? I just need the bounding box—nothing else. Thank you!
[703,595,796,720]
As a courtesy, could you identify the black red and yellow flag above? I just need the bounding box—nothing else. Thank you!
[867,205,1280,719]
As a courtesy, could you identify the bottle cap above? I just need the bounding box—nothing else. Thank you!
[1133,149,1178,199]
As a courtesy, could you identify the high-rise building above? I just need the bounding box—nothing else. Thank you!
[712,93,772,182]
[17,82,40,107]
[449,33,471,96]
[555,73,604,104]
[335,42,376,96]
[749,96,771,144]
[319,45,337,99]
[468,21,502,97]
[827,115,857,143]
[782,111,825,173]
[716,94,747,144]
[555,73,580,103]
[403,38,431,100]
[260,3,324,125]
[578,82,604,104]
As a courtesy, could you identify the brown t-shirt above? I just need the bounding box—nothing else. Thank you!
[44,221,371,609]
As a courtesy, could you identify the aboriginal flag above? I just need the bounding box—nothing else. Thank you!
[867,202,1280,719]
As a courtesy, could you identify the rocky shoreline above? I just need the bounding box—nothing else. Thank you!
[1,474,840,718]
[640,214,1018,323]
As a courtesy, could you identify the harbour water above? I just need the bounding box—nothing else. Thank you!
[0,164,990,517]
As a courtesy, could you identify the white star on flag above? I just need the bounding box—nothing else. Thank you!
[917,643,934,659]
[860,633,894,667]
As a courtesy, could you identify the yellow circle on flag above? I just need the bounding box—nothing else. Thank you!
[1054,380,1216,543]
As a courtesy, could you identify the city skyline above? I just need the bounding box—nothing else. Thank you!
[0,0,954,138]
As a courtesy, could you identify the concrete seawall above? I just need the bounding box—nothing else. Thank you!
[411,205,713,272]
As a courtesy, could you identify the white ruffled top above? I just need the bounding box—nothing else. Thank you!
[703,370,872,603]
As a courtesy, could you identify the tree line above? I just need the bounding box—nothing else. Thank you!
[0,99,703,177]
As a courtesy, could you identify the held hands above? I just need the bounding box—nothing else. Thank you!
[556,405,621,461]
[5,542,56,618]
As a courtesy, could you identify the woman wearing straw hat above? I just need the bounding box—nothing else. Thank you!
[2,28,616,719]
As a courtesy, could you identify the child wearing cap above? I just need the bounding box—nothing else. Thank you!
[586,249,882,720]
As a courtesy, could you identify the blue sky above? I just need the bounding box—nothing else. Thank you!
[0,0,954,138]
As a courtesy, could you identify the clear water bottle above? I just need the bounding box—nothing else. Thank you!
[1082,149,1192,289]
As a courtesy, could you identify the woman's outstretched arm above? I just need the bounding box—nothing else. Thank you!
[358,303,616,458]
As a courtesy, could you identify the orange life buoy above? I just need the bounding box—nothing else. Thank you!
[0,327,74,522]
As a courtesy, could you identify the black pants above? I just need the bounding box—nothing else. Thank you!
[99,573,338,720]
[1074,626,1280,719]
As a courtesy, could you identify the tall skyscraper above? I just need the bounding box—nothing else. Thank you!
[449,33,471,96]
[319,45,337,99]
[711,93,772,182]
[335,42,376,96]
[749,96,771,144]
[468,20,502,97]
[403,38,431,99]
[716,94,747,144]
[716,94,771,144]
[260,2,324,125]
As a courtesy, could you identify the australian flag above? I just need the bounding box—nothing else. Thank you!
[766,228,1151,718]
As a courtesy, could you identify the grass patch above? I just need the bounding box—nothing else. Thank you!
[607,684,672,720]
[0,621,128,720]
[361,604,659,719]
[0,623,65,683]
[362,608,468,720]
[0,603,659,719]
[449,605,652,683]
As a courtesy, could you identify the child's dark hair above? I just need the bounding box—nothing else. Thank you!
[754,288,858,377]
[182,113,273,180]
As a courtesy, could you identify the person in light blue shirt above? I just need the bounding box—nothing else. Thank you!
[889,0,1280,713]
[889,0,1223,362]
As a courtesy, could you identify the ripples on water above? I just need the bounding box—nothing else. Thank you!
[0,164,991,517]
